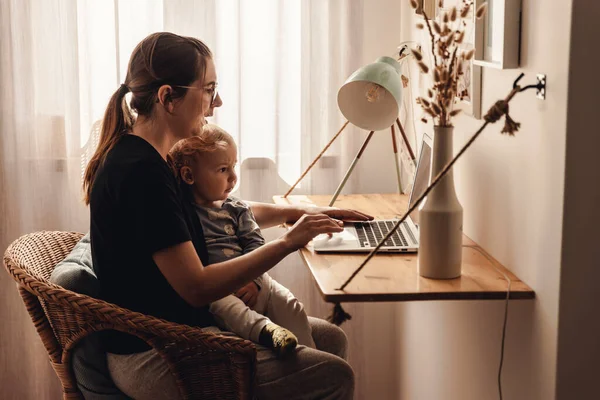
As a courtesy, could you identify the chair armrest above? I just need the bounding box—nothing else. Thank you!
[12,267,256,400]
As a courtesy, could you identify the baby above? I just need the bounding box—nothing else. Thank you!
[168,124,316,356]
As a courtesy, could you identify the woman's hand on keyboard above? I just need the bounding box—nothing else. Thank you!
[281,214,344,251]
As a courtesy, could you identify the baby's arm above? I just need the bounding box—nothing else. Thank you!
[228,198,266,290]
[232,200,266,254]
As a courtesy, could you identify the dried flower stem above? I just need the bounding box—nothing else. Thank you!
[412,1,482,126]
[440,46,459,125]
[422,11,439,68]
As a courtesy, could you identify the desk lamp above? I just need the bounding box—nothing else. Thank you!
[284,56,416,205]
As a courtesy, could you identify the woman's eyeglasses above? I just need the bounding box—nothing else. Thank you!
[173,84,219,105]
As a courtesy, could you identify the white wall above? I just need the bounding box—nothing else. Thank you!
[381,1,573,399]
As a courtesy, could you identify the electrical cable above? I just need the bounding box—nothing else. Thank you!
[463,245,511,400]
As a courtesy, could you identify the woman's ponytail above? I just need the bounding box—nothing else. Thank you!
[83,84,133,204]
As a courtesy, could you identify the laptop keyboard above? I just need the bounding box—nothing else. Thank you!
[353,220,414,248]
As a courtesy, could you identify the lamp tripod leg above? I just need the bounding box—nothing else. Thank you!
[391,125,403,194]
[284,120,350,198]
[396,117,416,167]
[329,131,375,206]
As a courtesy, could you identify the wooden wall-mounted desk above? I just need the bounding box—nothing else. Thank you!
[273,194,535,303]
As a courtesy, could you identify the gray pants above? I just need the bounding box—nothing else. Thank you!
[210,274,316,348]
[107,317,354,400]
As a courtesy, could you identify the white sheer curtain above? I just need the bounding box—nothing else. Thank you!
[0,0,366,269]
[1,2,87,397]
[0,1,365,398]
[0,0,367,237]
[164,0,366,202]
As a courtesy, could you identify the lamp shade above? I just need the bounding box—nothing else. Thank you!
[337,56,402,131]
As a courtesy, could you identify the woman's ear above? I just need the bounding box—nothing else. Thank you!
[181,166,194,185]
[157,85,175,113]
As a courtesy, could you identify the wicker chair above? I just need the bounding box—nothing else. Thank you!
[3,231,257,400]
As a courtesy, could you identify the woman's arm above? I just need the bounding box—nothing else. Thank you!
[153,214,344,308]
[246,201,374,229]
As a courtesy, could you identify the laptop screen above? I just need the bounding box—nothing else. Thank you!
[407,133,432,224]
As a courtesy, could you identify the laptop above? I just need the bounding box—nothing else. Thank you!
[313,131,433,253]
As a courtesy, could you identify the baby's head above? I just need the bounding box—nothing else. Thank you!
[169,124,238,205]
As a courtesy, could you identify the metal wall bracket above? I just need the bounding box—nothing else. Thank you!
[536,74,546,100]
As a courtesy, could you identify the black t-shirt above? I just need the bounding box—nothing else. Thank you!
[90,134,214,354]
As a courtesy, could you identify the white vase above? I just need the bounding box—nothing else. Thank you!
[417,125,463,279]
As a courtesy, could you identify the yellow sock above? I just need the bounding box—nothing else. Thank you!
[259,323,298,357]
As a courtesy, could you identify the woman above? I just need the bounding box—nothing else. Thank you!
[83,32,369,400]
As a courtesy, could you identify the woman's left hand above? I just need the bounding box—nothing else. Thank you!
[304,207,373,222]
